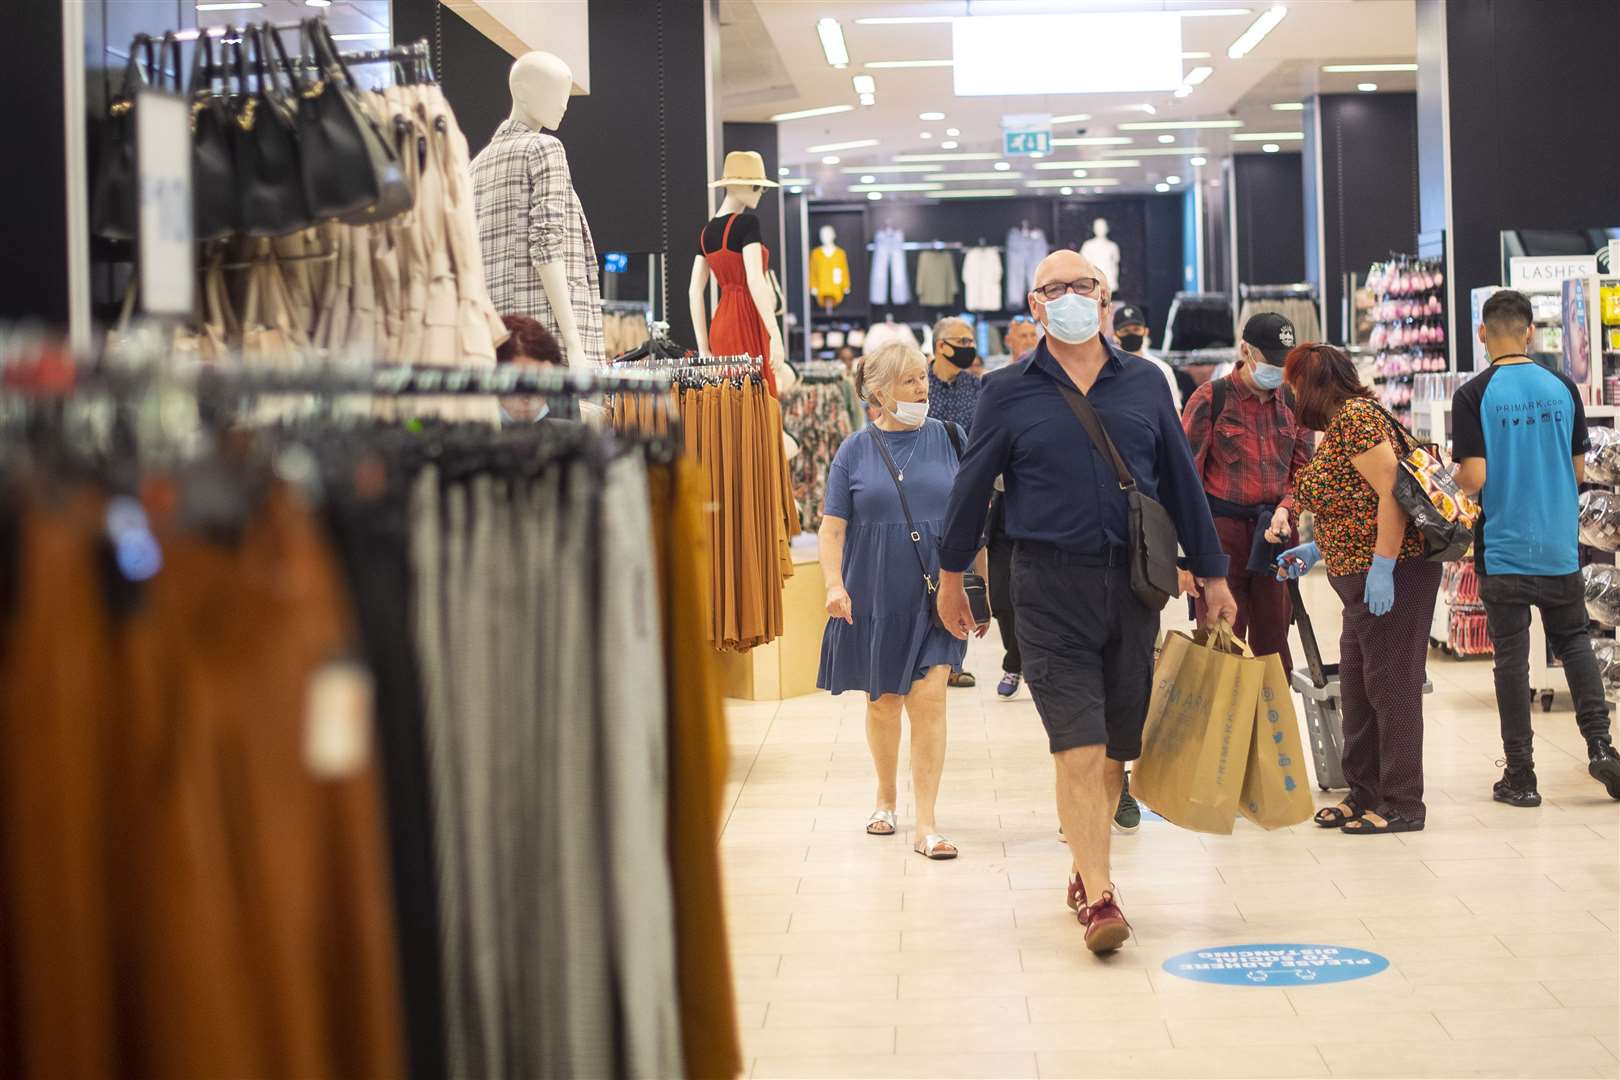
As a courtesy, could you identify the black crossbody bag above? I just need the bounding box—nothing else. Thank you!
[870,421,991,628]
[1056,384,1180,611]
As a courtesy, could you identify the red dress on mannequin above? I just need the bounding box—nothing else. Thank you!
[699,213,776,396]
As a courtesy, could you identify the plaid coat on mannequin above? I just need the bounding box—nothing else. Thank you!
[470,119,606,366]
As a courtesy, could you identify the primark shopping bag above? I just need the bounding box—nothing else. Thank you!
[1238,653,1316,829]
[1134,626,1262,835]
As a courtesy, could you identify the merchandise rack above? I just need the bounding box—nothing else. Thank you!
[1366,256,1448,424]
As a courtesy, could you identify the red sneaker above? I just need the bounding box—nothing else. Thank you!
[1066,871,1086,912]
[1077,892,1131,954]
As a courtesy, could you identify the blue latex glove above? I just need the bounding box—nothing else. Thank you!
[1364,554,1397,616]
[1275,541,1320,580]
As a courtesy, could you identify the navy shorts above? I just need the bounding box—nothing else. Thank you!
[1011,543,1158,760]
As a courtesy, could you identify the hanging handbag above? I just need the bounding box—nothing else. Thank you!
[291,18,410,225]
[870,421,991,629]
[1056,384,1180,611]
[1372,402,1477,562]
[233,23,310,236]
[189,29,238,241]
[90,34,159,240]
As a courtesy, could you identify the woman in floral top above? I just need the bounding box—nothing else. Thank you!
[1278,345,1442,834]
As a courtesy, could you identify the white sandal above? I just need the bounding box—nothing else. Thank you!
[866,809,897,836]
[913,834,958,860]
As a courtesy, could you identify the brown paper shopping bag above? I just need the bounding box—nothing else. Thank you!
[1134,626,1262,835]
[1239,653,1316,829]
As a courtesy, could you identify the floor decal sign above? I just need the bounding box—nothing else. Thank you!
[1162,944,1389,986]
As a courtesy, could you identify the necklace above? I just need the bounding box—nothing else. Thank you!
[878,427,920,481]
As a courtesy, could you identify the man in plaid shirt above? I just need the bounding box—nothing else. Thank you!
[1181,313,1312,670]
[470,118,607,367]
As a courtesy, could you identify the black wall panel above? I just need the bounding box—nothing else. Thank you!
[393,0,513,160]
[722,121,782,284]
[1232,152,1306,290]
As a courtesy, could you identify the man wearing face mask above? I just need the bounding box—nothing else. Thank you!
[937,250,1236,953]
[1181,313,1312,673]
[927,316,985,688]
[1113,304,1182,411]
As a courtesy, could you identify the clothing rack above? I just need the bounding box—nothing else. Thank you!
[862,240,1000,252]
[794,361,849,383]
[1240,282,1317,299]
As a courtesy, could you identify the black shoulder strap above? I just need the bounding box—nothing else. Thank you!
[1056,384,1137,491]
[867,428,938,592]
[943,420,965,460]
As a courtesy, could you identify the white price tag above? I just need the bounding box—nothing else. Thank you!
[134,89,194,317]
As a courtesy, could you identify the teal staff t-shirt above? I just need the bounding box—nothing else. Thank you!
[1451,361,1590,576]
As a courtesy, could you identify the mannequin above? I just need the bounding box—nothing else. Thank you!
[689,150,789,395]
[1079,217,1121,292]
[470,51,605,368]
[809,224,851,310]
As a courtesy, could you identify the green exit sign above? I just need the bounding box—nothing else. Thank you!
[1003,130,1051,155]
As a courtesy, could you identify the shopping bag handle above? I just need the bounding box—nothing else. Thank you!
[1193,620,1250,656]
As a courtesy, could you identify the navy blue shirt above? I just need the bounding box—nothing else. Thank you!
[940,337,1229,577]
[927,366,983,434]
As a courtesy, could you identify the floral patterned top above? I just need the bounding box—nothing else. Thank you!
[1294,397,1426,575]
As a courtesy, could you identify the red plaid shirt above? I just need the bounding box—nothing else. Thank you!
[1182,373,1311,513]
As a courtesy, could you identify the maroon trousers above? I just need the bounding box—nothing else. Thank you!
[1329,558,1443,821]
[1195,515,1294,673]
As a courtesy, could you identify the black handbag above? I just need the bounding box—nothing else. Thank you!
[233,24,310,236]
[869,421,992,629]
[90,34,158,240]
[1056,384,1180,611]
[292,18,410,225]
[188,29,238,241]
[1372,403,1476,562]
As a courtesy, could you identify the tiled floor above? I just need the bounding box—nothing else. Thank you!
[718,573,1620,1079]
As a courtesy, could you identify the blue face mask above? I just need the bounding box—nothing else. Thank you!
[1251,361,1285,390]
[1039,293,1101,344]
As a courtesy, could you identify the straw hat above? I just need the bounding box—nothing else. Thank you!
[711,150,780,188]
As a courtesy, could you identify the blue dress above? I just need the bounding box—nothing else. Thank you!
[817,419,969,700]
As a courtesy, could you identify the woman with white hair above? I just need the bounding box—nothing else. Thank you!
[817,342,985,860]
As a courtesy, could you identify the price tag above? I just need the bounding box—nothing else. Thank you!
[134,89,194,317]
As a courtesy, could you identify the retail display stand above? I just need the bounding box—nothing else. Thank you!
[719,544,826,700]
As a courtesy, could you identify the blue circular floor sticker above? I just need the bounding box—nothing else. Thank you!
[1163,944,1389,986]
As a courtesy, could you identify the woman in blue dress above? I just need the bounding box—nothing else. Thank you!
[817,342,985,860]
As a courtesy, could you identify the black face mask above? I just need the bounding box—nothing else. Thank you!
[1118,332,1145,353]
[944,344,977,369]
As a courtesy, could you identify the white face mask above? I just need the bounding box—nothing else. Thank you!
[889,399,930,428]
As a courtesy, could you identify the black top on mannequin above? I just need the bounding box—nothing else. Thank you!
[700,212,762,253]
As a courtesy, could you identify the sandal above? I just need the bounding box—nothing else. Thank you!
[1342,811,1424,835]
[1314,798,1362,828]
[866,809,897,836]
[948,671,976,688]
[913,834,958,860]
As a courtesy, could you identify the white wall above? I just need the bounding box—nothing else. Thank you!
[442,0,590,93]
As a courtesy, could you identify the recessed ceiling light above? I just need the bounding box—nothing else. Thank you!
[778,167,789,176]
[1030,151,1046,159]
[1227,4,1287,59]
[852,74,876,94]
[195,2,263,9]
[1073,169,1088,178]
[1190,156,1208,166]
[1323,63,1417,72]
[1033,159,1142,170]
[1155,182,1171,192]
[1061,186,1074,195]
[1230,131,1304,141]
[859,92,877,106]
[930,188,1021,198]
[817,17,850,68]
[789,186,804,194]
[895,152,1001,162]
[854,15,956,24]
[939,140,959,149]
[1271,101,1305,111]
[1183,65,1215,86]
[1050,113,1092,124]
[924,172,1025,181]
[859,174,877,184]
[770,104,855,122]
[920,131,933,139]
[822,155,841,164]
[1167,175,1183,184]
[1120,119,1243,130]
[945,127,960,137]
[993,161,1011,171]
[1358,82,1378,92]
[1159,134,1177,143]
[807,138,880,153]
[1262,143,1281,152]
[1123,104,1159,115]
[867,191,883,200]
[1051,136,1134,147]
[849,182,946,192]
[919,111,946,121]
[865,59,954,68]
[304,0,331,7]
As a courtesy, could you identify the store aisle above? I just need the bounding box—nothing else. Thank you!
[718,573,1620,1080]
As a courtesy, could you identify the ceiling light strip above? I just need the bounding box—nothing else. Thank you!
[923,172,1026,181]
[1119,119,1243,130]
[848,182,947,192]
[1101,147,1211,157]
[1025,177,1121,188]
[1032,160,1143,170]
[865,59,955,69]
[1227,4,1287,59]
[816,18,849,67]
[930,189,1020,198]
[1229,131,1303,141]
[1051,136,1134,147]
[769,104,855,122]
[895,152,1001,162]
[1322,63,1417,72]
[839,164,943,174]
[805,138,881,153]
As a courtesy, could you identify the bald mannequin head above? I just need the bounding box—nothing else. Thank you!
[510,51,574,131]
